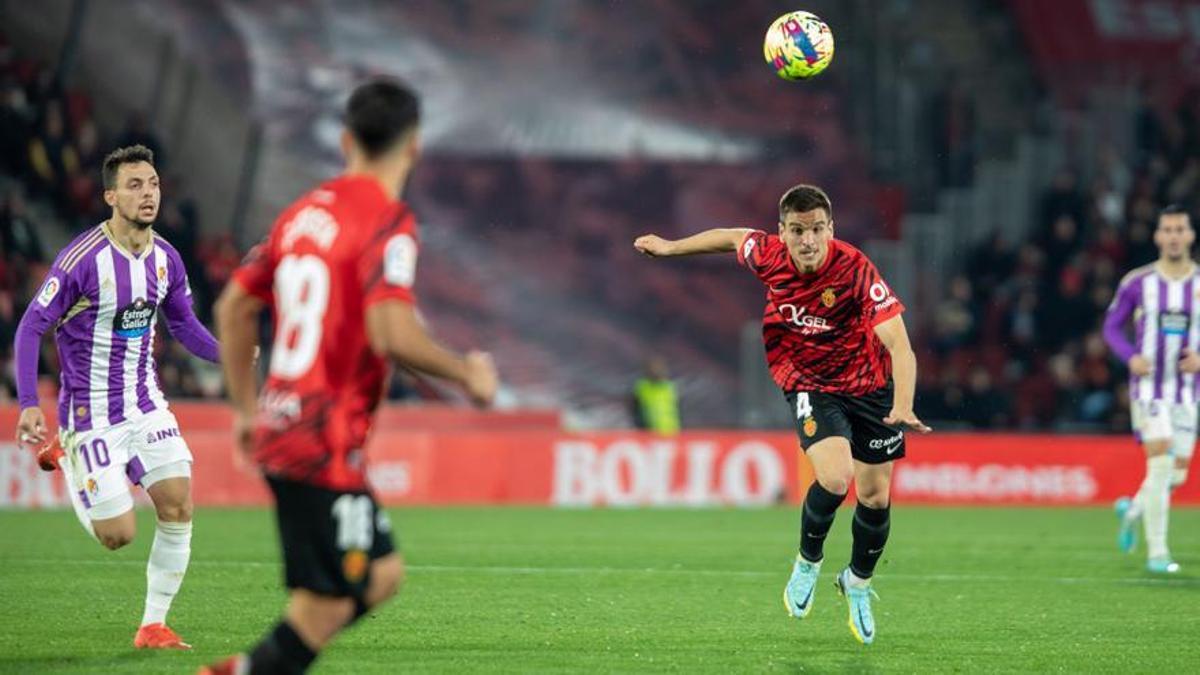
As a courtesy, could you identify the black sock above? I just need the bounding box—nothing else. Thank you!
[849,501,891,579]
[248,620,318,675]
[799,482,847,563]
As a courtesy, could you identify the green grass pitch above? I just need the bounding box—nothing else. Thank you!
[1,506,1198,673]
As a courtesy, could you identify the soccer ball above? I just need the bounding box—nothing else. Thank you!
[763,11,834,81]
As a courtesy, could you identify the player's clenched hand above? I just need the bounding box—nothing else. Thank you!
[884,408,932,434]
[1129,354,1153,376]
[634,235,674,257]
[231,410,255,473]
[1180,349,1200,374]
[16,407,47,446]
[463,351,498,408]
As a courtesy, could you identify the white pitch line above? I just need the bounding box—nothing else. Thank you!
[2,558,1197,587]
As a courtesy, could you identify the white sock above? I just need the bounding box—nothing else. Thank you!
[846,568,871,587]
[141,520,192,626]
[1141,455,1172,560]
[58,457,97,542]
[1171,467,1188,489]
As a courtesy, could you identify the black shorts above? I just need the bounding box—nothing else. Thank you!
[784,383,905,464]
[266,476,396,600]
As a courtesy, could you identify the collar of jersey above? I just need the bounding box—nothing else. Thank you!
[101,222,154,262]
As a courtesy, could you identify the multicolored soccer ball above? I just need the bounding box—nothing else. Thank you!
[763,11,834,81]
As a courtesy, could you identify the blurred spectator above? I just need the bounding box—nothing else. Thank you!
[631,356,680,434]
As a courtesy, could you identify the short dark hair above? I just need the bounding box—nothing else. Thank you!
[779,184,832,221]
[345,78,421,159]
[1160,204,1191,220]
[102,145,155,190]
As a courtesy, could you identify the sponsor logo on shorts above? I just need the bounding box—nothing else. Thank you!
[868,431,904,452]
[803,417,818,437]
[145,427,181,445]
[343,549,368,583]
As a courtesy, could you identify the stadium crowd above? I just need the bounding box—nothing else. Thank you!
[0,32,236,403]
[920,85,1200,431]
[4,20,1199,432]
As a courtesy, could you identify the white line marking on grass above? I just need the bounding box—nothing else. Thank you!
[4,558,1198,587]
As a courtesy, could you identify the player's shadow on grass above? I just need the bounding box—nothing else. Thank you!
[778,652,885,674]
[0,649,164,674]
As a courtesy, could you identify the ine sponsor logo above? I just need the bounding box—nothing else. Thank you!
[145,428,181,445]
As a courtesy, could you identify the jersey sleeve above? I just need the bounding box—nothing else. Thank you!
[1102,274,1141,363]
[231,237,276,303]
[857,256,905,327]
[736,230,785,282]
[14,251,84,407]
[359,210,418,307]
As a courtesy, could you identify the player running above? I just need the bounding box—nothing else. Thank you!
[1103,205,1197,574]
[203,78,498,675]
[13,145,219,649]
[634,185,929,645]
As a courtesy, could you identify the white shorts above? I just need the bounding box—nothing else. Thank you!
[61,410,193,518]
[1132,400,1197,460]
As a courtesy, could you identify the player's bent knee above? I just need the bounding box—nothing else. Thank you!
[94,521,136,550]
[816,474,852,495]
[154,500,193,523]
[368,555,405,607]
[857,491,891,509]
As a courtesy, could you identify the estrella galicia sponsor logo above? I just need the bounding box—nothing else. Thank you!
[146,427,181,445]
[113,298,156,338]
[1161,310,1188,336]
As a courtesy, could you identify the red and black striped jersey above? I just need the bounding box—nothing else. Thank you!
[737,232,904,395]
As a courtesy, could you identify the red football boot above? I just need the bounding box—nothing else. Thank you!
[133,623,192,650]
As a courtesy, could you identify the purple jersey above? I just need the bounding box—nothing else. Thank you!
[15,224,219,432]
[1103,263,1200,404]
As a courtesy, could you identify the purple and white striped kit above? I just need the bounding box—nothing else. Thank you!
[38,225,185,431]
[1105,264,1200,405]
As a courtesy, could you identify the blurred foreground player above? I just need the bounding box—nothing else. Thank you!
[1104,205,1198,573]
[204,79,498,674]
[14,145,219,650]
[635,185,929,645]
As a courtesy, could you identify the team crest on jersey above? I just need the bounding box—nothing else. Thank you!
[343,550,368,583]
[76,406,89,419]
[157,266,167,281]
[36,277,61,308]
[821,288,837,308]
[113,298,157,339]
[803,416,817,437]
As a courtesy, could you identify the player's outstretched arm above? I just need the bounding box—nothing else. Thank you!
[214,281,265,456]
[365,300,498,407]
[634,228,754,257]
[874,314,931,433]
